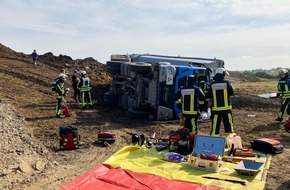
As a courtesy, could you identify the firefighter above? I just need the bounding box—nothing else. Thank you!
[72,69,81,103]
[174,75,205,134]
[276,68,290,122]
[207,67,235,136]
[78,70,93,109]
[55,73,67,118]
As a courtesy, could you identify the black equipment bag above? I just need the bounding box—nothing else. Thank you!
[251,138,283,154]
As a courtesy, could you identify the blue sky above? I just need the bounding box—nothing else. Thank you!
[1,0,290,71]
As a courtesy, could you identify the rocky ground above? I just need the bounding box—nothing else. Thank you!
[0,43,289,190]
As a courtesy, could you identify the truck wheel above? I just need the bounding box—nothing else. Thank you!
[120,94,128,110]
[121,62,129,77]
[128,62,152,74]
[127,108,150,119]
[105,67,121,75]
[106,61,123,69]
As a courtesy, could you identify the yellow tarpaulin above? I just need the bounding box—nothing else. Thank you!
[104,145,271,190]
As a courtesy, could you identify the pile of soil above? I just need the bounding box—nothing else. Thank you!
[0,100,49,189]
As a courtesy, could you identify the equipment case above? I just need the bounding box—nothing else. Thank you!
[188,135,226,172]
[251,138,283,154]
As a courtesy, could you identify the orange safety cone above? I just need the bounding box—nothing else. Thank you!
[63,106,70,117]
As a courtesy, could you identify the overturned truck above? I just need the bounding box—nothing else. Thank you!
[104,54,224,121]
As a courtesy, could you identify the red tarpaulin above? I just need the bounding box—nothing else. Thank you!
[60,164,224,190]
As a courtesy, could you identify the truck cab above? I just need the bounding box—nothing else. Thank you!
[105,54,223,120]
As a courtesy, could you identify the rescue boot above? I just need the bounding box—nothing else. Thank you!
[275,117,283,122]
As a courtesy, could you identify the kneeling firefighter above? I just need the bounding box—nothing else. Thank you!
[174,75,205,134]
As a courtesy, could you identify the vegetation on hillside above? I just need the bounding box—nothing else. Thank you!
[242,67,290,80]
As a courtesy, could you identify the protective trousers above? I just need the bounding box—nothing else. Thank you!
[210,111,234,136]
[81,90,92,108]
[73,87,81,102]
[184,115,198,134]
[56,97,65,115]
[278,98,290,119]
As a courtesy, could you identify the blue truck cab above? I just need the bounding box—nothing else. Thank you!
[105,54,224,120]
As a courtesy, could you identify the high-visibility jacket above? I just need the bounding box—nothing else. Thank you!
[174,85,205,115]
[277,77,290,98]
[207,74,234,112]
[55,80,65,98]
[78,76,91,92]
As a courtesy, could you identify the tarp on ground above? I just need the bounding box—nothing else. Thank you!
[60,164,224,190]
[60,145,271,190]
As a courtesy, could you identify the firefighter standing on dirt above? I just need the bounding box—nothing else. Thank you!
[78,70,93,109]
[55,74,67,118]
[174,75,205,134]
[276,68,290,122]
[72,69,81,103]
[207,67,235,136]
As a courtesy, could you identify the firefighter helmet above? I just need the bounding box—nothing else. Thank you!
[279,69,288,75]
[199,80,206,86]
[80,70,87,75]
[59,73,67,79]
[216,67,229,75]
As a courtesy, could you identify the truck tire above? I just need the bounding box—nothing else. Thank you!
[128,62,152,74]
[120,94,128,110]
[106,61,123,69]
[105,67,121,75]
[121,62,129,77]
[127,108,150,119]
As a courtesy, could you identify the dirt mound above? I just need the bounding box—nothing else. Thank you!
[232,94,280,109]
[0,100,50,189]
[228,71,261,82]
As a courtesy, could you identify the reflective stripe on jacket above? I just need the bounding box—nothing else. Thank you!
[79,77,91,92]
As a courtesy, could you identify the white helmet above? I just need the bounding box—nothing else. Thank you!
[59,73,67,79]
[216,67,229,75]
[80,70,86,75]
[279,68,288,75]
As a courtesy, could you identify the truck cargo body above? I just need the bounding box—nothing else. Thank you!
[105,54,222,120]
